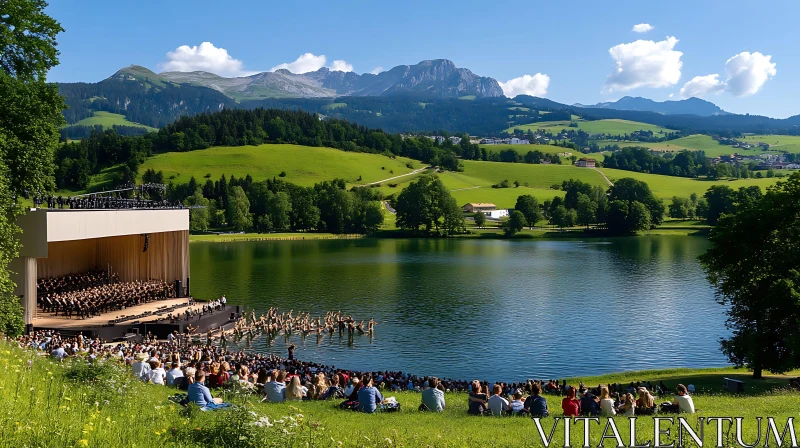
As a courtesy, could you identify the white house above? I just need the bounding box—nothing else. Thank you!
[483,209,509,219]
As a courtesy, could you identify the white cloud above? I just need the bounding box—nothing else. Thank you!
[330,60,354,72]
[679,51,776,98]
[632,23,654,33]
[604,36,682,93]
[723,51,776,96]
[160,42,249,76]
[270,53,327,73]
[499,73,550,97]
[370,66,384,75]
[270,53,355,74]
[680,74,725,98]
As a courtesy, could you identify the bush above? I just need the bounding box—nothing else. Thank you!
[278,171,287,177]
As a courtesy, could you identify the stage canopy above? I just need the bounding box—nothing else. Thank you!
[11,209,189,325]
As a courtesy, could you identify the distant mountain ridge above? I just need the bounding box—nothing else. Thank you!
[575,96,730,117]
[156,59,504,100]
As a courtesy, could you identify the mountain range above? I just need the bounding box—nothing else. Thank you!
[147,59,504,100]
[575,96,730,117]
[56,58,800,135]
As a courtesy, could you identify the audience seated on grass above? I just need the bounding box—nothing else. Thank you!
[467,380,489,415]
[523,382,549,417]
[420,377,446,412]
[357,376,384,414]
[561,386,581,416]
[487,384,509,416]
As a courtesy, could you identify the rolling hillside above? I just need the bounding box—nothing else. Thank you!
[138,144,419,187]
[71,111,157,131]
[481,144,607,162]
[505,118,676,135]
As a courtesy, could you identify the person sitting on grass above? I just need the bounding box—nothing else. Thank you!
[468,380,489,416]
[263,370,287,403]
[561,386,581,417]
[524,382,549,418]
[487,384,509,416]
[420,377,446,412]
[357,375,384,414]
[619,393,636,417]
[166,362,183,386]
[188,371,230,410]
[599,386,616,417]
[148,360,166,385]
[580,388,599,416]
[323,374,345,400]
[286,376,305,401]
[636,387,656,415]
[508,390,527,416]
[672,384,695,414]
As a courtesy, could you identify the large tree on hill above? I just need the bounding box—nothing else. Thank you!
[514,195,541,229]
[0,0,65,336]
[395,174,461,235]
[700,173,800,379]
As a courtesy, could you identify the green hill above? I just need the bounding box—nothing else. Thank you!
[597,134,800,158]
[138,144,420,187]
[71,111,157,131]
[506,118,676,135]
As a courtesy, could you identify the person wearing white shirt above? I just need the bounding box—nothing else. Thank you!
[487,384,509,416]
[508,390,525,415]
[599,386,617,416]
[148,360,166,385]
[131,353,152,381]
[165,362,184,386]
[673,384,695,414]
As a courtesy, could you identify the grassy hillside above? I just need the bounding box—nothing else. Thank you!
[598,134,800,158]
[4,341,800,448]
[72,111,158,131]
[506,119,676,135]
[482,144,607,162]
[138,144,419,187]
[600,168,781,198]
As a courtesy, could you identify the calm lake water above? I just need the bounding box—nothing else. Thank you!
[189,237,728,381]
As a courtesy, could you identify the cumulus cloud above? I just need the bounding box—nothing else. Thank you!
[270,53,355,74]
[499,73,550,97]
[604,36,682,93]
[270,53,327,73]
[160,42,249,76]
[724,51,776,96]
[679,52,776,98]
[632,23,654,33]
[679,74,725,98]
[330,60,354,72]
[370,66,384,75]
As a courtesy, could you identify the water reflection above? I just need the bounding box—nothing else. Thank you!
[190,236,728,381]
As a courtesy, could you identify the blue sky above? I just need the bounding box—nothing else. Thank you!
[46,0,799,118]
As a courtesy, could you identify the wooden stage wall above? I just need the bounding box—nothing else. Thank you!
[37,230,189,283]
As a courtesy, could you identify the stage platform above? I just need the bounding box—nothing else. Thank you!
[32,299,241,342]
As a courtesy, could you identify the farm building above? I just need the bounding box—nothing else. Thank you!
[483,209,509,219]
[462,203,498,213]
[575,158,597,168]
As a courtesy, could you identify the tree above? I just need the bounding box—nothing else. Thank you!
[703,185,736,225]
[226,186,252,231]
[395,174,459,234]
[552,205,568,230]
[514,195,541,229]
[700,173,800,378]
[504,210,527,236]
[608,178,664,227]
[472,211,486,229]
[185,188,210,232]
[440,197,464,236]
[267,191,292,232]
[628,201,652,232]
[0,0,65,336]
[668,196,690,219]
[576,193,597,229]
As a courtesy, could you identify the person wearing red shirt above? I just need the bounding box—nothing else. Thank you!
[561,386,581,416]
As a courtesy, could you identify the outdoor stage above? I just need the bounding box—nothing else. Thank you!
[32,298,242,341]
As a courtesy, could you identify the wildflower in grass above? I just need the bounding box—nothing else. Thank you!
[77,440,88,447]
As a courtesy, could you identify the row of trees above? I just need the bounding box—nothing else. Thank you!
[178,175,384,235]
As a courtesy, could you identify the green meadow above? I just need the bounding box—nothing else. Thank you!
[506,119,675,136]
[71,111,157,132]
[592,134,800,158]
[3,341,799,448]
[600,168,781,198]
[138,144,419,187]
[481,144,607,162]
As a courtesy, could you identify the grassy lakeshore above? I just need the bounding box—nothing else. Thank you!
[3,341,799,447]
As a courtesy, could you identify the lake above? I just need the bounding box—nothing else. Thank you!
[189,236,728,381]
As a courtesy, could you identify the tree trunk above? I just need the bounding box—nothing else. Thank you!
[752,368,763,379]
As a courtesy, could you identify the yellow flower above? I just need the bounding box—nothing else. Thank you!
[77,440,89,447]
[105,417,111,423]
